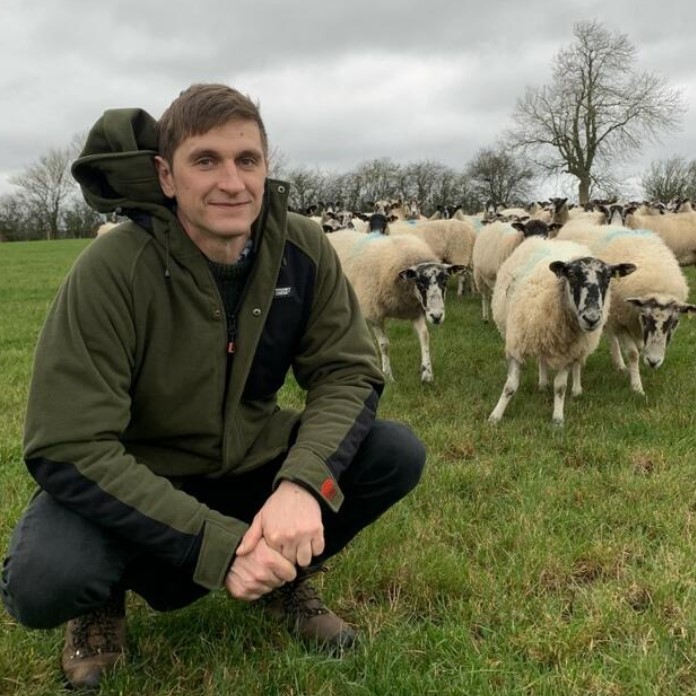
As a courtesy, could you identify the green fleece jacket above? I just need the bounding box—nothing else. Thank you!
[23,108,384,590]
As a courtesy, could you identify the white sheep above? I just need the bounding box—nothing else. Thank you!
[387,219,476,297]
[556,224,696,394]
[489,237,635,425]
[624,207,696,266]
[328,230,464,382]
[472,218,558,321]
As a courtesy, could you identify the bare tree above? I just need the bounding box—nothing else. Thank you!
[401,160,448,213]
[283,166,327,212]
[10,132,86,240]
[350,158,402,209]
[641,156,696,202]
[466,146,534,206]
[507,20,685,204]
[267,145,288,179]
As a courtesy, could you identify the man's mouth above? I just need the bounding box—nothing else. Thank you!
[210,201,249,208]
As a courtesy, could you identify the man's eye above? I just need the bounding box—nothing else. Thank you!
[197,158,215,167]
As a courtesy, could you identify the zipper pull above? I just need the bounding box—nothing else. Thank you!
[227,315,237,354]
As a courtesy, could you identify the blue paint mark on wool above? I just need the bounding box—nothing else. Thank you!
[352,231,385,253]
[593,227,657,252]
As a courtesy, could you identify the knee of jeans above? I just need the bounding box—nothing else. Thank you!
[2,553,104,629]
[375,422,426,494]
[396,433,426,494]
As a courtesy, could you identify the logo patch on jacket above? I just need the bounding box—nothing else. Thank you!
[320,478,337,501]
[274,286,293,298]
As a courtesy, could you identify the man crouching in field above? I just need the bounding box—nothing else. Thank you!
[0,83,425,691]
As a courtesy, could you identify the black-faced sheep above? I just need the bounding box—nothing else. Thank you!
[327,230,464,383]
[556,225,696,394]
[489,237,635,425]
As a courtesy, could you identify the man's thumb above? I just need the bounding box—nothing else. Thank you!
[236,518,263,555]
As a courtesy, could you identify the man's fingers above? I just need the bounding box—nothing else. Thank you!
[237,517,263,556]
[310,534,325,558]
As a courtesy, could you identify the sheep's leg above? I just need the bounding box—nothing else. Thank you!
[489,357,521,423]
[371,322,394,381]
[571,362,582,397]
[481,291,490,322]
[609,333,627,372]
[538,358,549,391]
[552,368,569,426]
[412,315,433,383]
[624,341,645,395]
[456,268,472,297]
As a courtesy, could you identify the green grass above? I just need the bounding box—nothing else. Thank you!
[2,239,696,695]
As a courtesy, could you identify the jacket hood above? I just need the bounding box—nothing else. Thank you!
[71,108,172,220]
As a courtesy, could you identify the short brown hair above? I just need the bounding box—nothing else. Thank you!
[157,83,268,164]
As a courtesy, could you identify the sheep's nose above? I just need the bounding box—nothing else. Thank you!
[582,314,601,330]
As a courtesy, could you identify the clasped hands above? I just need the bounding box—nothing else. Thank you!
[225,480,325,601]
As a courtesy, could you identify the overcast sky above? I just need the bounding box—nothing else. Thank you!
[1,0,694,202]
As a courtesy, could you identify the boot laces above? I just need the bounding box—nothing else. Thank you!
[285,579,329,619]
[71,595,124,657]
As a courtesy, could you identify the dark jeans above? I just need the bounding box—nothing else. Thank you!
[1,419,424,629]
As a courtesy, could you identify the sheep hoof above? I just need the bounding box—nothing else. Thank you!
[488,414,501,425]
[551,417,564,428]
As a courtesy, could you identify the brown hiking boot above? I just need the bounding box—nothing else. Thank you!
[61,592,126,690]
[263,568,357,653]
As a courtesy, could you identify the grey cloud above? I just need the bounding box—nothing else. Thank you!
[1,0,694,197]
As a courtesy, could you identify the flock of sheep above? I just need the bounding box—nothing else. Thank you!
[314,197,696,425]
[94,195,696,425]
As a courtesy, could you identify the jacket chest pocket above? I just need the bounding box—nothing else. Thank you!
[243,291,308,400]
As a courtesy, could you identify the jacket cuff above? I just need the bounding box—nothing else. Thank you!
[273,448,344,513]
[192,513,249,590]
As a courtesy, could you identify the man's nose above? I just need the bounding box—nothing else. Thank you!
[217,163,245,192]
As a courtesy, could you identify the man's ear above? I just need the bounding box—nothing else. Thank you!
[154,155,175,198]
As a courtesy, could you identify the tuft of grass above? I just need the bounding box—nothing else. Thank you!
[1,240,696,695]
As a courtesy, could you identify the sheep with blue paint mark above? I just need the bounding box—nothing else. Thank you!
[489,237,635,425]
[328,229,464,383]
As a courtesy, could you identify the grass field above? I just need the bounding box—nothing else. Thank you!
[1,239,696,695]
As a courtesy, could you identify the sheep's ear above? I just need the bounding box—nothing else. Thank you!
[399,268,418,281]
[447,264,467,276]
[611,263,636,278]
[511,221,525,232]
[625,297,647,308]
[549,261,567,278]
[678,303,696,316]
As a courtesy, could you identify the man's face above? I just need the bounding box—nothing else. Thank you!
[155,119,268,248]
